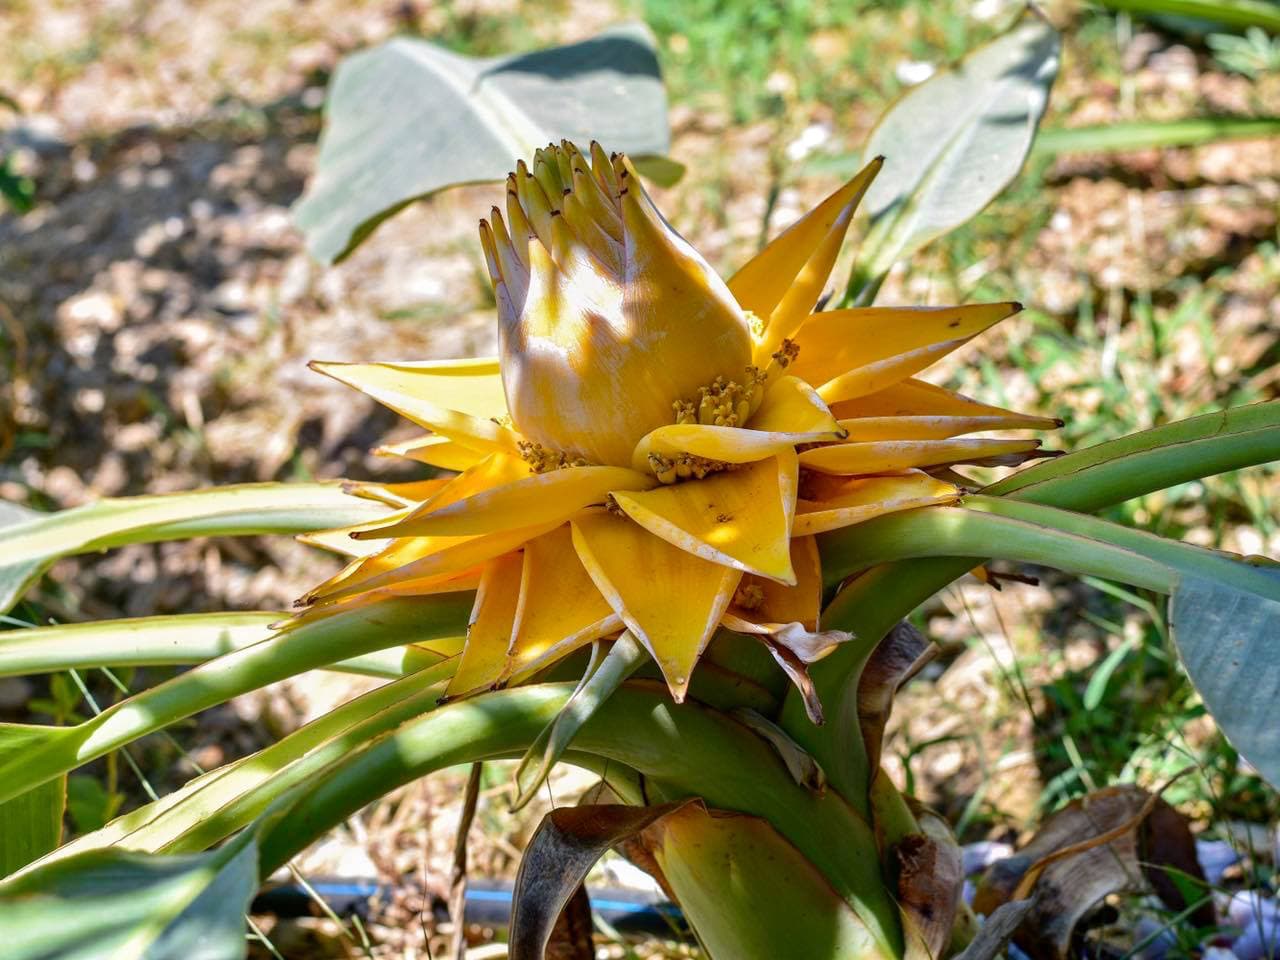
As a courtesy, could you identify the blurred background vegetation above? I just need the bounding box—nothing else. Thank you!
[1,0,1277,956]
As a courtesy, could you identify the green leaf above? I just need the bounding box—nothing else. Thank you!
[985,401,1280,510]
[1170,574,1280,788]
[293,22,674,264]
[0,777,65,878]
[1093,0,1280,33]
[512,632,646,809]
[0,829,258,960]
[0,610,458,680]
[1034,117,1280,155]
[65,776,122,834]
[254,682,904,955]
[0,482,391,614]
[32,659,460,868]
[847,8,1059,304]
[0,594,472,807]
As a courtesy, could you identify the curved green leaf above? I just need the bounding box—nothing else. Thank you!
[1095,0,1280,33]
[985,401,1280,510]
[294,22,674,263]
[254,682,905,956]
[0,611,455,680]
[1034,117,1280,155]
[0,594,472,806]
[0,482,392,614]
[847,9,1060,304]
[789,403,1280,800]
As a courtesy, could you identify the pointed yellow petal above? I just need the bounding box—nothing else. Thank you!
[730,158,883,363]
[506,525,621,680]
[291,567,483,625]
[363,465,656,538]
[612,454,798,584]
[374,434,490,472]
[729,536,823,631]
[785,302,1021,404]
[318,522,558,604]
[351,453,531,540]
[829,377,1061,428]
[832,378,1059,440]
[793,472,960,536]
[746,375,843,437]
[632,424,808,471]
[571,511,741,700]
[798,437,1042,476]
[447,552,523,698]
[310,358,520,452]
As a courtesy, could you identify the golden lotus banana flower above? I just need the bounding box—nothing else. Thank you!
[301,141,1059,721]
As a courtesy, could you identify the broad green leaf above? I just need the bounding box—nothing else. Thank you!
[1170,574,1280,788]
[1034,117,1280,155]
[848,9,1059,304]
[293,22,675,263]
[0,777,65,878]
[1095,0,1280,32]
[0,828,257,960]
[0,482,392,614]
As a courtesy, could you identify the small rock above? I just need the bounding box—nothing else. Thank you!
[1134,916,1178,960]
[1197,839,1242,885]
[1227,891,1280,932]
[1233,917,1280,960]
[963,840,1015,876]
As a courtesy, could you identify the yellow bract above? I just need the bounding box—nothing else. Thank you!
[302,141,1055,712]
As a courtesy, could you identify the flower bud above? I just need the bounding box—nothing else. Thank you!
[481,143,752,467]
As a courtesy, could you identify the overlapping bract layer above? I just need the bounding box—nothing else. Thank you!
[303,141,1057,718]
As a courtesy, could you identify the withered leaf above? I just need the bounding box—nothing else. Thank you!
[972,785,1212,960]
[509,801,695,960]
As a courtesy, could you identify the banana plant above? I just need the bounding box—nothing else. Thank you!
[3,14,1279,960]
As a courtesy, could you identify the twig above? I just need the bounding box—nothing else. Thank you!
[449,762,484,960]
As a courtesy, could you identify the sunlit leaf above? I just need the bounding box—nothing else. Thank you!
[848,9,1059,303]
[294,23,675,263]
[0,482,392,614]
[0,828,258,960]
[0,777,64,878]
